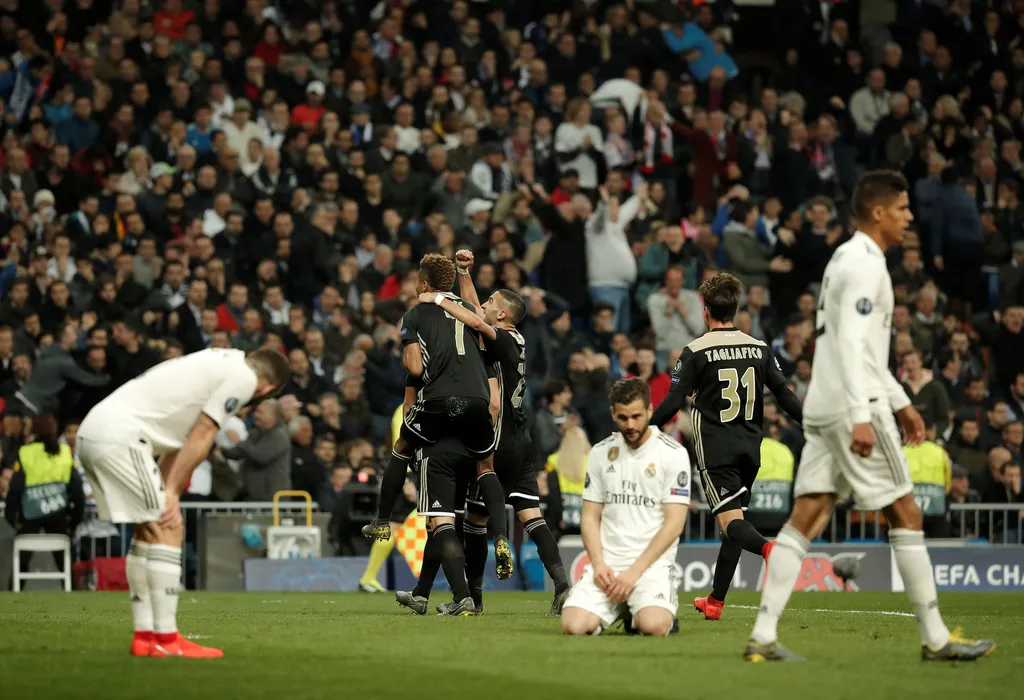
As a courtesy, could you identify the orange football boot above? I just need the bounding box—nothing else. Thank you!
[694,595,724,620]
[150,633,224,659]
[130,631,154,656]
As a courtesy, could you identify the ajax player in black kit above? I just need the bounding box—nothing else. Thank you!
[363,253,514,582]
[651,273,803,620]
[411,249,571,616]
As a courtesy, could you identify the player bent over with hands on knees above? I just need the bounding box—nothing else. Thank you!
[744,171,995,663]
[76,348,290,658]
[561,378,690,636]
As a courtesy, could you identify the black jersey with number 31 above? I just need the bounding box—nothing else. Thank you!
[650,328,803,469]
[400,294,490,402]
[486,326,530,448]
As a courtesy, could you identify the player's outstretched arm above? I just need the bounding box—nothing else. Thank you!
[650,349,696,427]
[419,292,498,342]
[764,347,803,423]
[607,503,688,602]
[454,249,484,314]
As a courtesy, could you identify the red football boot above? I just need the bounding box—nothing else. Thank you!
[150,633,224,659]
[130,631,154,657]
[693,595,724,620]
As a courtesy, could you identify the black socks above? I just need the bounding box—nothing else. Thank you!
[462,522,488,607]
[433,523,470,602]
[475,471,508,540]
[376,451,411,520]
[524,517,569,592]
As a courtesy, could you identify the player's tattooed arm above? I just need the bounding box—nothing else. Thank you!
[608,503,688,603]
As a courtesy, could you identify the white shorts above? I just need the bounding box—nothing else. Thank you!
[76,434,165,524]
[563,560,679,629]
[795,409,913,511]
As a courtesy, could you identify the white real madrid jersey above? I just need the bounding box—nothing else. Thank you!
[804,231,911,426]
[583,427,691,568]
[80,349,258,455]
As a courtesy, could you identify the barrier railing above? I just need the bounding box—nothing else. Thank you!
[677,503,1023,545]
[0,500,320,564]
[2,500,1021,575]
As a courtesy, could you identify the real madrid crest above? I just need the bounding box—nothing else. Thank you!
[645,463,656,478]
[608,447,619,460]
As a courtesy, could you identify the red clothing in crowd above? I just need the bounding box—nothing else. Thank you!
[215,304,240,332]
[627,371,672,408]
[153,8,195,41]
[549,186,574,206]
[377,274,402,301]
[253,41,286,69]
[291,104,326,131]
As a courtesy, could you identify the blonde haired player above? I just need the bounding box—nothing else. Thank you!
[561,378,690,636]
[745,171,995,662]
[77,348,289,658]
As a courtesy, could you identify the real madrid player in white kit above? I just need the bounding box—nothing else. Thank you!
[745,171,995,663]
[561,378,691,636]
[77,348,290,659]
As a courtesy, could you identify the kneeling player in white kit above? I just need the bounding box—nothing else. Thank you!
[77,348,289,658]
[561,378,690,636]
[745,171,995,662]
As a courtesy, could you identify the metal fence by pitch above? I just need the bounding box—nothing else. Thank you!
[2,501,1021,569]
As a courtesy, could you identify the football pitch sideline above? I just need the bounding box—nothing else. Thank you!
[0,592,1019,700]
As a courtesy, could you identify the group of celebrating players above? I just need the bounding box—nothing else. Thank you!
[72,170,995,662]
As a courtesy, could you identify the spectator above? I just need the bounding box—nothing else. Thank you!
[220,399,291,501]
[849,69,892,145]
[585,184,644,333]
[723,200,791,291]
[900,349,952,438]
[630,346,672,408]
[55,96,100,154]
[554,99,604,193]
[647,266,705,365]
[932,168,984,307]
[3,413,85,587]
[14,323,109,417]
[288,416,321,498]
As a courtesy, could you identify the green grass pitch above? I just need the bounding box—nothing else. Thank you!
[0,591,1019,700]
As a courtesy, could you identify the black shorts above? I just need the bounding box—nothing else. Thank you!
[401,397,496,458]
[698,452,759,514]
[414,450,474,518]
[468,441,539,516]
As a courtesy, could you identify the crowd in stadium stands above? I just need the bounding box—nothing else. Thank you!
[0,0,1022,551]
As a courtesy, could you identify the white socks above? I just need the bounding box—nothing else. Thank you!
[751,524,809,644]
[890,528,949,649]
[146,545,182,636]
[126,541,152,633]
